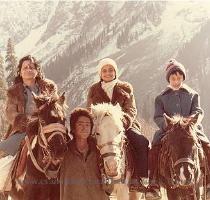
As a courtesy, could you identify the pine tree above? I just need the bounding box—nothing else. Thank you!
[5,38,17,86]
[0,51,7,136]
[0,51,7,100]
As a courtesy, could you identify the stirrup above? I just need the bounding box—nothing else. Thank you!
[145,184,161,200]
[129,178,146,193]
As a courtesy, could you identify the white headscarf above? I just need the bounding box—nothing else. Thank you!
[97,58,119,100]
[97,58,118,78]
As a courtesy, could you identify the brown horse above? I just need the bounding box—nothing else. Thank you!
[10,93,68,200]
[159,113,205,200]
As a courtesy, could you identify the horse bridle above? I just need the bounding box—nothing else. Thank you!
[95,131,125,158]
[166,126,200,188]
[38,121,67,148]
[97,142,124,160]
[25,120,68,179]
[94,131,126,183]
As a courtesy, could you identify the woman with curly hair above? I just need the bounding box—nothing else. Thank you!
[0,55,57,156]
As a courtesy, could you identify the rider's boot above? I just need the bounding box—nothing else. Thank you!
[129,176,146,193]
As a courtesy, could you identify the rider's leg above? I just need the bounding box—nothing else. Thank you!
[0,132,26,156]
[145,130,164,200]
[126,127,149,192]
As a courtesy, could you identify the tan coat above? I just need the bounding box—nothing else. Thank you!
[87,80,141,131]
[4,79,57,138]
[60,139,108,200]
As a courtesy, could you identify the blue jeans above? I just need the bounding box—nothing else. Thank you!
[126,128,149,178]
[0,132,26,156]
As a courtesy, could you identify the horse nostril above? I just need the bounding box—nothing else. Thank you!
[104,159,119,177]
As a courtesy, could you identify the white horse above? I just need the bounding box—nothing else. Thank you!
[91,103,142,200]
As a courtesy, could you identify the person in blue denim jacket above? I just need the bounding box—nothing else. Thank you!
[145,59,210,199]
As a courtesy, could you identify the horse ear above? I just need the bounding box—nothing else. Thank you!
[115,103,121,111]
[164,113,173,129]
[189,113,199,124]
[58,92,65,105]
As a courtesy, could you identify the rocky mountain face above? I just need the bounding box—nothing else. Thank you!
[1,1,210,137]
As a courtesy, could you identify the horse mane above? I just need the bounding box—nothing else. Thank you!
[166,115,199,143]
[54,103,66,121]
[91,103,124,131]
[26,118,39,137]
[170,115,182,124]
[34,93,66,122]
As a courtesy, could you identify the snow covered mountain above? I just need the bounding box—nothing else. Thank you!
[1,1,210,136]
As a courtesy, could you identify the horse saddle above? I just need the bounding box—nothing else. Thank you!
[15,143,27,178]
[12,136,35,180]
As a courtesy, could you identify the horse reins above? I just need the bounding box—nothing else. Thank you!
[38,122,67,147]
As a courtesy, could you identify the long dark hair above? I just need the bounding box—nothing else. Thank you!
[14,55,44,84]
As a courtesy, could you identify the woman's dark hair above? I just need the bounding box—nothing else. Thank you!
[14,55,44,84]
[69,108,94,137]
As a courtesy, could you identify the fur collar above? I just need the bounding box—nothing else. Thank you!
[7,79,56,98]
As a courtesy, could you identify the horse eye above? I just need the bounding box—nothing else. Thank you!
[104,113,109,117]
[39,119,45,124]
[95,132,100,136]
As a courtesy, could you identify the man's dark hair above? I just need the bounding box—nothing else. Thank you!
[69,108,93,137]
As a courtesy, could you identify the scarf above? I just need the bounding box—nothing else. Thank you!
[101,79,118,100]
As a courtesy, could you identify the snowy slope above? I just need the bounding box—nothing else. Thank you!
[1,1,210,135]
[15,0,59,58]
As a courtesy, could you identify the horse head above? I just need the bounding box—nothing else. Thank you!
[29,92,68,177]
[91,103,126,180]
[163,113,204,188]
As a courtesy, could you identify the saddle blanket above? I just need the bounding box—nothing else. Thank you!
[0,154,16,192]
